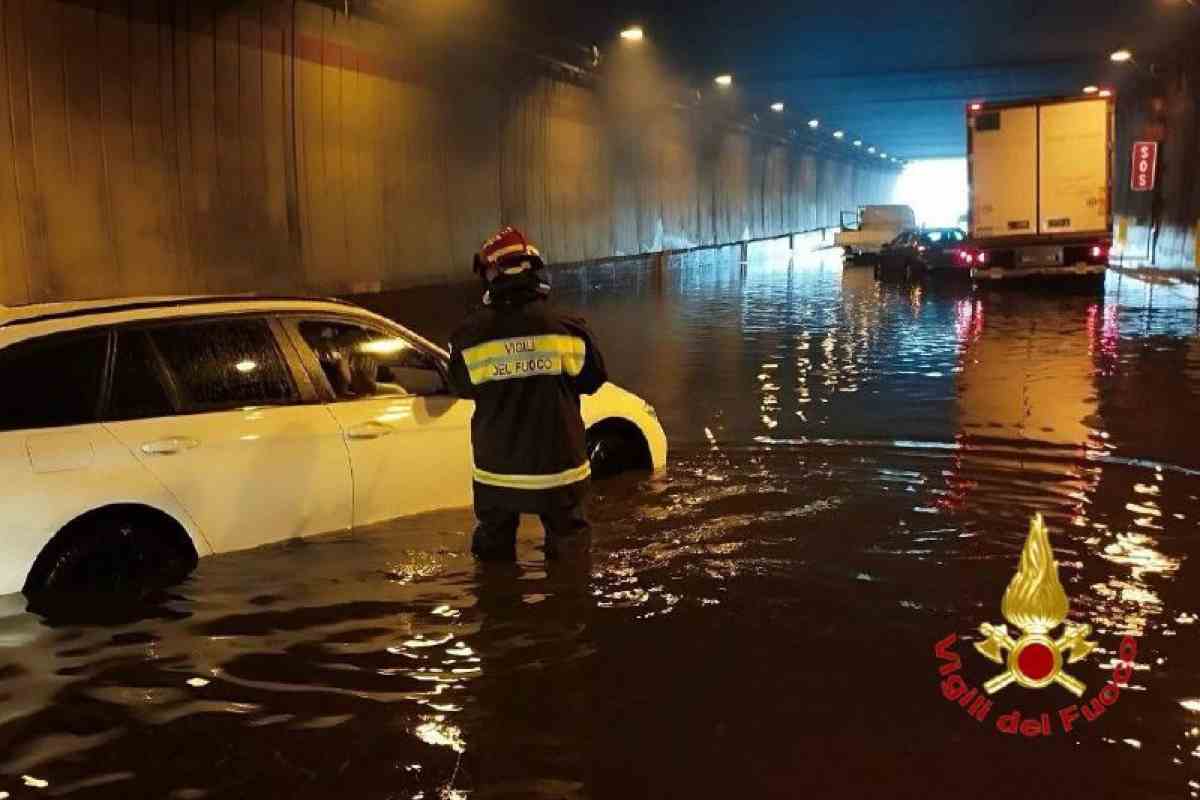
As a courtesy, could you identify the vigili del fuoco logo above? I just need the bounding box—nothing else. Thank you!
[934,514,1138,737]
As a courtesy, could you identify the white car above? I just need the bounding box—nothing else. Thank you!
[0,296,667,594]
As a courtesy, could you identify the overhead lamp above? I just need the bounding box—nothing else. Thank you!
[1110,49,1133,63]
[1099,89,1113,98]
[833,130,845,139]
[1083,85,1099,94]
[853,139,863,147]
[770,102,785,112]
[714,74,733,87]
[620,26,644,41]
[807,119,820,129]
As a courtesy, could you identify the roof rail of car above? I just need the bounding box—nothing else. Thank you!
[0,295,360,328]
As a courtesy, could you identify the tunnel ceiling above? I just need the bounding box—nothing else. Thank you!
[394,0,1197,161]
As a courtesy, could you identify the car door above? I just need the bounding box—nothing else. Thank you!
[880,233,910,270]
[101,316,353,553]
[282,315,474,528]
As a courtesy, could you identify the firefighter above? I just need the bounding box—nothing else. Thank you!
[447,227,608,561]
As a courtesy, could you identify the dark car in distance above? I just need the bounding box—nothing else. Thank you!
[876,228,969,277]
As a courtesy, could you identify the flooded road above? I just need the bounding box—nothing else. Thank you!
[2,246,1200,798]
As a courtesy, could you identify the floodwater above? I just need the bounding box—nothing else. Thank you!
[2,244,1200,799]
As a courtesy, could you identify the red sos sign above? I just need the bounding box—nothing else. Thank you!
[1131,141,1158,192]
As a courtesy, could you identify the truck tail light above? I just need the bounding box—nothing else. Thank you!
[1090,245,1105,258]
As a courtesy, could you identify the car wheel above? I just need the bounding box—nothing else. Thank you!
[587,430,642,479]
[36,515,194,594]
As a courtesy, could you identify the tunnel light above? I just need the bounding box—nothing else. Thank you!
[880,152,888,159]
[867,146,876,154]
[807,119,820,129]
[235,360,258,374]
[833,130,845,139]
[714,74,733,87]
[770,102,785,112]
[620,26,645,41]
[853,139,863,147]
[1099,89,1113,98]
[1083,85,1099,94]
[1110,49,1133,63]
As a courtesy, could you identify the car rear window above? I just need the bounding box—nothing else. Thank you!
[0,331,108,432]
[149,318,297,411]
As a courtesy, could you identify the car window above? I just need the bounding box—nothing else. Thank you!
[925,231,946,243]
[149,318,298,411]
[0,331,108,432]
[298,320,447,399]
[107,330,175,421]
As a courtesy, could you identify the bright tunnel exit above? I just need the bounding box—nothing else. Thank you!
[893,158,968,229]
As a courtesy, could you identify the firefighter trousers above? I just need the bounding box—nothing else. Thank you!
[471,502,590,560]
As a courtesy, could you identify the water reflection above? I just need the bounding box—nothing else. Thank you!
[0,253,1198,797]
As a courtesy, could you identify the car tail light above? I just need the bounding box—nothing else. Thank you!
[953,248,975,266]
[1090,245,1105,258]
[977,251,988,264]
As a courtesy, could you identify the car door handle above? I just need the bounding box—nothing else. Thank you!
[346,421,395,441]
[141,436,200,456]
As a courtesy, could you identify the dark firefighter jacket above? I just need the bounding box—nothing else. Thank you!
[447,294,608,512]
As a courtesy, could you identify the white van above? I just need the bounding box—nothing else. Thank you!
[835,205,917,263]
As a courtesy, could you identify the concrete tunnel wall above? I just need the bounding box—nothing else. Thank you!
[1113,50,1200,271]
[0,0,898,306]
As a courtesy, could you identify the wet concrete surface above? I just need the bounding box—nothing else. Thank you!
[2,245,1200,798]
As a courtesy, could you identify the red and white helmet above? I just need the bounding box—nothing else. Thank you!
[474,226,545,277]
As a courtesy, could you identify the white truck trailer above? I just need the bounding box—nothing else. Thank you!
[965,96,1113,280]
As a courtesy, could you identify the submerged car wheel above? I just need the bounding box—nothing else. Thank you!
[31,512,197,594]
[587,421,652,479]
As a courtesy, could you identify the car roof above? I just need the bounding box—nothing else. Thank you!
[0,294,358,328]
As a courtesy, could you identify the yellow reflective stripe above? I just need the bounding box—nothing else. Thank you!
[462,334,586,386]
[473,461,592,489]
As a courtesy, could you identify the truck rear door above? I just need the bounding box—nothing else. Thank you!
[970,106,1038,238]
[1038,99,1110,236]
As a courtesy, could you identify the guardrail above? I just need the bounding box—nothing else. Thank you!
[550,224,846,275]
